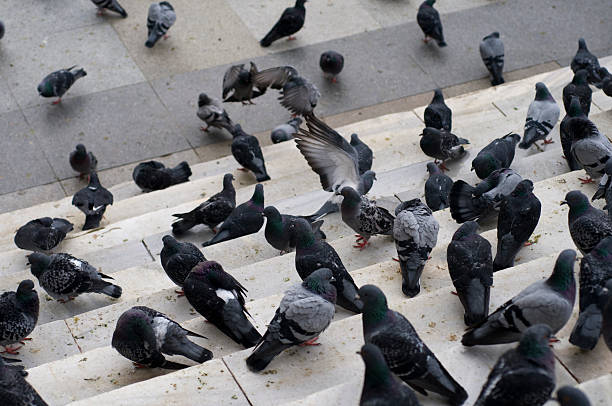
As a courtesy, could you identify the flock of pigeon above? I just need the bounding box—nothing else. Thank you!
[2,0,612,405]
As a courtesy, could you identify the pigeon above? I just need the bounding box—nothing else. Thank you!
[571,38,603,88]
[202,184,265,247]
[319,51,344,82]
[357,285,468,405]
[145,2,176,48]
[263,206,325,253]
[553,386,592,406]
[222,62,264,104]
[27,252,122,302]
[160,235,206,289]
[271,117,302,144]
[37,66,87,104]
[419,127,469,169]
[569,116,612,183]
[0,355,48,405]
[183,261,261,348]
[14,218,73,252]
[449,168,522,223]
[563,190,612,255]
[0,280,39,355]
[112,306,212,369]
[69,144,97,178]
[424,162,453,211]
[416,0,446,47]
[230,124,271,182]
[479,32,505,86]
[350,133,373,175]
[246,268,336,371]
[603,279,612,352]
[172,173,236,235]
[462,249,576,346]
[493,180,542,271]
[519,82,560,149]
[593,160,612,210]
[393,199,439,297]
[424,88,452,131]
[292,218,361,313]
[473,324,555,406]
[132,161,192,192]
[260,0,307,47]
[560,96,587,172]
[447,221,493,326]
[340,186,394,249]
[471,132,521,180]
[359,343,421,406]
[600,67,612,97]
[563,69,592,116]
[71,172,113,230]
[569,236,612,350]
[197,93,234,133]
[90,0,127,17]
[0,20,4,40]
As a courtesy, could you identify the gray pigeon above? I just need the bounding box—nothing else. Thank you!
[493,180,541,271]
[202,184,265,247]
[479,32,504,86]
[0,280,39,355]
[145,2,176,48]
[197,93,234,133]
[563,69,592,116]
[462,249,576,346]
[393,199,439,297]
[424,162,453,211]
[246,268,336,371]
[416,0,446,47]
[473,324,555,406]
[14,218,73,252]
[419,127,469,170]
[571,38,603,88]
[69,144,97,178]
[569,116,612,183]
[71,172,113,230]
[160,235,206,290]
[603,279,612,352]
[0,355,48,405]
[270,117,302,144]
[424,88,452,131]
[359,343,421,406]
[90,0,127,17]
[350,133,373,175]
[319,51,344,82]
[132,161,191,192]
[447,221,493,326]
[37,66,86,104]
[553,386,592,406]
[230,124,271,182]
[519,82,560,149]
[27,252,122,302]
[471,133,520,180]
[263,206,325,253]
[563,190,612,255]
[357,285,468,405]
[593,160,612,210]
[222,62,264,104]
[112,306,212,369]
[259,0,307,47]
[560,96,587,172]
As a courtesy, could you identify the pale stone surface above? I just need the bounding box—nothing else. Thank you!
[18,319,81,369]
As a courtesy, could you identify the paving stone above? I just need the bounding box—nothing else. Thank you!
[0,74,20,114]
[0,181,66,215]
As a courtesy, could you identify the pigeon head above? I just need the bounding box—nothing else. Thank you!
[189,260,223,280]
[510,179,534,198]
[250,184,265,208]
[489,31,500,39]
[578,38,587,50]
[534,82,553,101]
[75,144,87,155]
[451,220,479,241]
[548,249,576,298]
[517,324,554,363]
[566,116,597,140]
[394,198,428,216]
[340,187,361,207]
[426,162,441,175]
[555,386,591,406]
[295,0,307,8]
[88,171,102,187]
[27,252,52,278]
[561,190,591,215]
[263,206,282,228]
[198,93,211,107]
[425,0,436,7]
[503,132,521,144]
[222,173,236,189]
[356,285,388,323]
[302,268,337,303]
[359,343,392,387]
[230,124,245,138]
[112,307,151,347]
[567,96,583,117]
[420,127,442,138]
[291,218,316,249]
[431,88,444,103]
[572,69,589,85]
[161,235,181,252]
[350,133,361,145]
[16,279,39,313]
[37,80,54,97]
[361,171,377,193]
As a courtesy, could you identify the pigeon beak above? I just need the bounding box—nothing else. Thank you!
[330,276,336,283]
[560,201,567,206]
[470,167,474,171]
[354,293,360,300]
[355,351,361,355]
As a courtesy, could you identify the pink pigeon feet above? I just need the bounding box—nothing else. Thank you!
[175,289,185,297]
[299,337,320,346]
[133,362,147,368]
[96,8,105,16]
[286,36,297,41]
[354,235,369,250]
[52,98,62,105]
[542,138,554,145]
[392,257,399,262]
[200,126,209,132]
[435,160,449,172]
[237,167,248,172]
[163,34,170,40]
[578,177,595,184]
[1,345,22,355]
[331,77,337,83]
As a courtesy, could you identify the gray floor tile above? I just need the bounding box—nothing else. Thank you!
[0,75,20,114]
[0,182,66,214]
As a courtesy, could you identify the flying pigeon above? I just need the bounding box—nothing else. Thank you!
[160,235,206,290]
[473,324,555,406]
[246,268,336,371]
[569,116,612,183]
[27,252,122,302]
[419,127,469,170]
[69,144,97,178]
[424,162,453,211]
[292,218,361,313]
[90,0,127,17]
[271,117,302,144]
[14,217,73,252]
[563,69,592,116]
[263,206,325,253]
[230,124,271,182]
[603,280,612,352]
[447,221,493,326]
[563,190,612,254]
[71,172,114,230]
[0,355,48,405]
[37,66,86,104]
[202,184,265,247]
[254,66,320,115]
[0,280,39,355]
[424,88,452,131]
[222,62,264,104]
[172,173,236,235]
[145,2,176,48]
[132,161,191,192]
[350,133,373,175]
[519,82,560,149]
[593,160,612,210]
[493,180,542,271]
[183,261,261,348]
[462,249,576,346]
[416,0,446,47]
[553,386,592,406]
[197,93,234,133]
[393,199,439,297]
[112,306,212,369]
[449,168,522,223]
[560,96,587,172]
[479,32,505,86]
[319,51,344,83]
[471,132,520,180]
[260,0,307,47]
[571,38,604,88]
[357,285,468,405]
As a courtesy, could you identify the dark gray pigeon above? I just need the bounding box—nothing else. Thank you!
[184,261,261,348]
[563,190,612,255]
[145,2,176,48]
[246,268,336,371]
[473,324,555,406]
[599,67,612,96]
[462,249,576,346]
[197,93,234,133]
[222,62,264,104]
[271,117,302,144]
[359,343,421,406]
[393,199,439,297]
[603,279,612,352]
[172,173,236,235]
[132,161,191,192]
[230,124,271,182]
[263,206,325,253]
[424,162,453,211]
[571,38,603,88]
[27,252,122,302]
[71,172,113,230]
[519,82,560,149]
[91,0,127,17]
[416,0,446,47]
[563,69,592,116]
[553,386,592,406]
[37,66,86,104]
[160,235,206,291]
[0,280,39,355]
[593,160,612,210]
[560,96,587,172]
[112,306,212,369]
[357,285,467,405]
[569,117,612,183]
[260,0,306,47]
[419,127,469,170]
[0,20,4,40]
[202,184,265,247]
[479,32,504,86]
[447,221,493,326]
[471,132,520,180]
[69,144,97,178]
[350,133,373,175]
[493,180,541,271]
[424,88,452,131]
[14,218,73,252]
[0,355,48,405]
[319,51,344,82]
